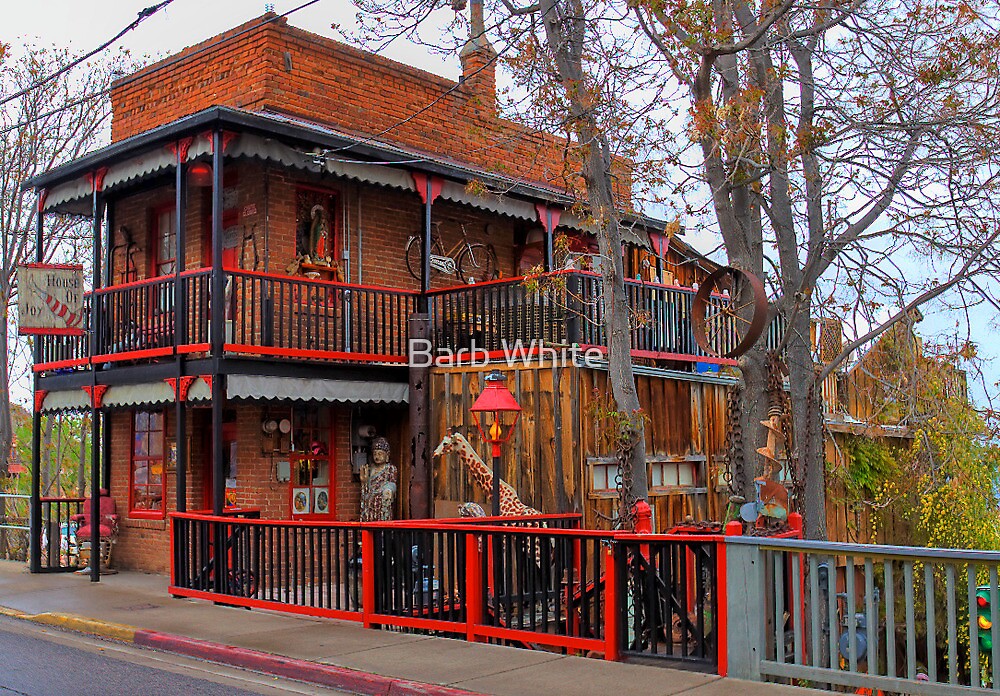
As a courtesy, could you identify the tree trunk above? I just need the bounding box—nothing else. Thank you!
[785,306,827,539]
[0,310,12,479]
[581,136,649,505]
[735,344,769,501]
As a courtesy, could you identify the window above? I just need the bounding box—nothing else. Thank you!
[649,459,697,489]
[153,207,177,277]
[590,461,621,492]
[130,411,165,518]
[289,407,334,518]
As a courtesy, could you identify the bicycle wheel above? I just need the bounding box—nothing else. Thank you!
[457,244,497,283]
[405,235,445,282]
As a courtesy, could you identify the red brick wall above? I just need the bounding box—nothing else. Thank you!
[110,163,520,292]
[106,402,410,572]
[110,15,631,202]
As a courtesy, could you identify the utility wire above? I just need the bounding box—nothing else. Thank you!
[0,0,177,107]
[0,0,322,137]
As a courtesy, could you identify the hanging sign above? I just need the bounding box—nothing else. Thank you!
[17,263,85,336]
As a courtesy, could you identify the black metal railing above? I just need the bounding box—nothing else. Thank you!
[93,275,177,355]
[40,496,85,571]
[427,276,569,354]
[480,527,611,646]
[615,535,719,668]
[227,270,417,360]
[370,526,467,627]
[35,268,771,371]
[171,515,363,615]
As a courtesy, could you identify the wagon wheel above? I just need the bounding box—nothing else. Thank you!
[693,266,768,358]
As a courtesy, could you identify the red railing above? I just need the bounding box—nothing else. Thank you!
[169,512,733,668]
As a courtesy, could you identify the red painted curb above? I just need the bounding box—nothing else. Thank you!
[132,630,480,696]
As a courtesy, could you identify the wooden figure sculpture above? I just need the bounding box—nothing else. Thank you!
[360,436,397,522]
[433,431,541,516]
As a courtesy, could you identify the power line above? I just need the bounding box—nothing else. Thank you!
[0,0,322,137]
[0,0,177,107]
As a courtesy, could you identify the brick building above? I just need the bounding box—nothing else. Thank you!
[25,12,737,575]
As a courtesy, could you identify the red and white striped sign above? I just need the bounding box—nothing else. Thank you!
[17,263,85,336]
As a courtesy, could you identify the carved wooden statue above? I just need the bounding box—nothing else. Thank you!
[360,436,397,522]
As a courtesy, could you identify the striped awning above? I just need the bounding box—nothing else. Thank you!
[226,375,408,404]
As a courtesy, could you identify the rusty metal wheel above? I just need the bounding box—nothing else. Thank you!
[693,266,768,358]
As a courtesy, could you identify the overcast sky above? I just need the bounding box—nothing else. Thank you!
[5,1,458,76]
[5,0,997,407]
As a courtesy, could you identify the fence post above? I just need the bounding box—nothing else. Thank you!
[725,537,766,681]
[604,543,621,661]
[716,522,741,676]
[465,532,484,643]
[361,529,375,629]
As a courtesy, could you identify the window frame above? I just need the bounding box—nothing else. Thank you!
[129,410,166,519]
[151,203,178,279]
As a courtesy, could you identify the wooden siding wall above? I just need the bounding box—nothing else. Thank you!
[428,361,729,532]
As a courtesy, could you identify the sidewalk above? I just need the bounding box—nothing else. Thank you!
[0,561,812,695]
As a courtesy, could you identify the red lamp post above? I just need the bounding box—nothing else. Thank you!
[470,370,521,517]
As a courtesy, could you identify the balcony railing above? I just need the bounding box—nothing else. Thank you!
[34,269,754,373]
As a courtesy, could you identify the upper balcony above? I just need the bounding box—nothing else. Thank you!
[34,269,746,377]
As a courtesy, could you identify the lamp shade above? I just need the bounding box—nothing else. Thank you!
[470,371,521,415]
[188,161,213,187]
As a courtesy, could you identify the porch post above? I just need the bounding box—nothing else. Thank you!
[28,199,44,574]
[544,207,554,271]
[89,183,104,583]
[408,314,431,518]
[725,537,766,681]
[174,145,188,513]
[210,129,225,515]
[420,176,433,309]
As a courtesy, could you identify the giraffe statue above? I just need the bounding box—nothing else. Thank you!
[433,431,542,516]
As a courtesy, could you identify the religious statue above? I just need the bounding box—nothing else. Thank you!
[308,204,330,264]
[360,437,397,522]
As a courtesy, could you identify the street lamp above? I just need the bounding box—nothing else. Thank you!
[469,370,521,517]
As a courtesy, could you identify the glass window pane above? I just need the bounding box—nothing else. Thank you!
[136,412,149,431]
[133,432,147,457]
[149,434,162,457]
[149,412,163,431]
[678,463,694,487]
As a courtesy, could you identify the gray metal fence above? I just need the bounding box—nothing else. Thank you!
[0,493,30,561]
[726,536,1000,695]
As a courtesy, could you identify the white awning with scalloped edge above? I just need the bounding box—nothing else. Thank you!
[227,375,407,404]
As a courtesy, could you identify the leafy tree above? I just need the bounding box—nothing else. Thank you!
[0,45,123,479]
[347,0,1000,537]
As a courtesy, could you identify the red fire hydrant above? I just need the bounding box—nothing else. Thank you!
[632,500,653,534]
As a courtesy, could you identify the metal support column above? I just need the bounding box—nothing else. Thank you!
[28,202,44,574]
[210,130,225,516]
[174,148,188,513]
[419,177,433,311]
[89,184,104,583]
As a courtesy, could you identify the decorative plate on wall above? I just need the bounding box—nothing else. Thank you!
[292,487,310,515]
[314,488,330,515]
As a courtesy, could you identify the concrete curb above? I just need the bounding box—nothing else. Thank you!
[134,630,480,696]
[1,606,480,695]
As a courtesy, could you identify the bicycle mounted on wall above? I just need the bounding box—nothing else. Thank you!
[405,223,498,284]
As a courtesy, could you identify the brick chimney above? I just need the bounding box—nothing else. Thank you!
[459,0,497,113]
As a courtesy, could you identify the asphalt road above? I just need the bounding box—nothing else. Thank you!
[0,615,349,695]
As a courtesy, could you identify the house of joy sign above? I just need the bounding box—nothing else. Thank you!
[17,264,85,336]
